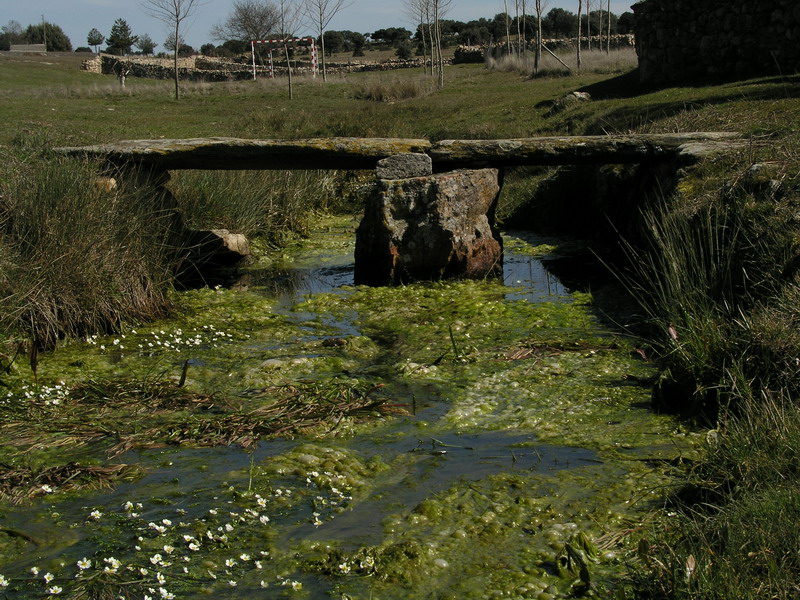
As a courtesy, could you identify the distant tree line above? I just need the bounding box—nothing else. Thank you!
[1,4,634,57]
[0,20,73,52]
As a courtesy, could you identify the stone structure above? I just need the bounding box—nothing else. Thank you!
[354,169,502,285]
[634,0,800,84]
[57,133,744,285]
[80,53,443,82]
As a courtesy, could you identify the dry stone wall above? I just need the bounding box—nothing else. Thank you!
[634,0,800,84]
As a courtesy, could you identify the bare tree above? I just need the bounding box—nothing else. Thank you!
[404,0,432,76]
[304,0,352,81]
[211,0,280,43]
[532,0,548,74]
[585,0,591,51]
[141,0,205,100]
[277,0,303,99]
[576,0,582,69]
[606,0,611,54]
[431,0,451,88]
[503,0,512,56]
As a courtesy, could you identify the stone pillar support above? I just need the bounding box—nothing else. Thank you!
[355,167,503,286]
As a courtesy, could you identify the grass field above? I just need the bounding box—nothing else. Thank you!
[3,50,800,599]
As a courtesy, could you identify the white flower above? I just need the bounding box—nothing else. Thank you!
[162,545,174,554]
[150,554,162,565]
[161,519,172,526]
[47,586,62,595]
[188,543,200,551]
[360,556,375,569]
[0,575,8,588]
[158,588,174,599]
[224,523,234,532]
[41,485,54,493]
[156,572,166,585]
[139,568,149,576]
[291,580,303,591]
[89,510,102,520]
[338,562,351,574]
[44,572,54,583]
[239,554,251,561]
[256,497,267,507]
[259,515,270,524]
[225,558,236,567]
[228,580,237,587]
[260,580,268,588]
[254,561,262,569]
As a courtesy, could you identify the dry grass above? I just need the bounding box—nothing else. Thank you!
[352,75,435,102]
[486,47,638,77]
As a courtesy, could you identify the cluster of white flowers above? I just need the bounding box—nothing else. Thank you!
[5,382,69,407]
[85,325,236,355]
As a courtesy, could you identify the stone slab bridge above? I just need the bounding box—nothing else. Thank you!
[57,133,742,285]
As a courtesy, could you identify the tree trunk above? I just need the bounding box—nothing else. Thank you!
[586,0,591,51]
[535,3,542,73]
[606,0,611,54]
[285,43,293,99]
[577,0,582,69]
[321,31,327,81]
[173,22,180,100]
[420,22,430,76]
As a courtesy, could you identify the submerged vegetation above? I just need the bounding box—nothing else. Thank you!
[1,49,800,599]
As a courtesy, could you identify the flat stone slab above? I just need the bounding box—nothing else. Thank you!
[55,132,744,170]
[56,137,432,171]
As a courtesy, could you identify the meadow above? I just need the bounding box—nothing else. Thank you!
[2,48,800,598]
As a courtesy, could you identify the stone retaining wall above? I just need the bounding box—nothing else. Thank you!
[80,53,441,81]
[634,0,800,84]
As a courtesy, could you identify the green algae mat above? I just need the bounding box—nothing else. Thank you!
[0,219,704,599]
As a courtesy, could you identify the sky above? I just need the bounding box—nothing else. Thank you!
[4,0,636,52]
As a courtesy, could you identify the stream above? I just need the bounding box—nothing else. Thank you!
[0,217,704,600]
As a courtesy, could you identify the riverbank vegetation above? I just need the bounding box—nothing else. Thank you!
[2,50,800,598]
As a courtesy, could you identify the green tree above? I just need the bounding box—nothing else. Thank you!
[542,7,578,38]
[25,22,73,51]
[136,33,157,55]
[0,20,25,50]
[617,11,634,35]
[395,40,413,59]
[321,30,344,55]
[87,28,105,53]
[349,31,365,55]
[106,18,138,55]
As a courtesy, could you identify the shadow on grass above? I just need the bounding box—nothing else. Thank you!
[541,71,800,135]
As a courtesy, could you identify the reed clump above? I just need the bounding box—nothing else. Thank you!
[0,146,175,350]
[621,160,800,598]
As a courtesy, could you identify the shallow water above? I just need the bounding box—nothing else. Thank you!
[0,220,703,599]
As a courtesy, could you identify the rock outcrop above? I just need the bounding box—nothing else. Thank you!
[354,169,502,285]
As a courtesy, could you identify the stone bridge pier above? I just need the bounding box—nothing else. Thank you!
[355,153,503,285]
[55,133,743,286]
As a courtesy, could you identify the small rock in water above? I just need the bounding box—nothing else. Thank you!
[433,558,449,568]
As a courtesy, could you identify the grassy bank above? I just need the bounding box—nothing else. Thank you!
[3,50,800,598]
